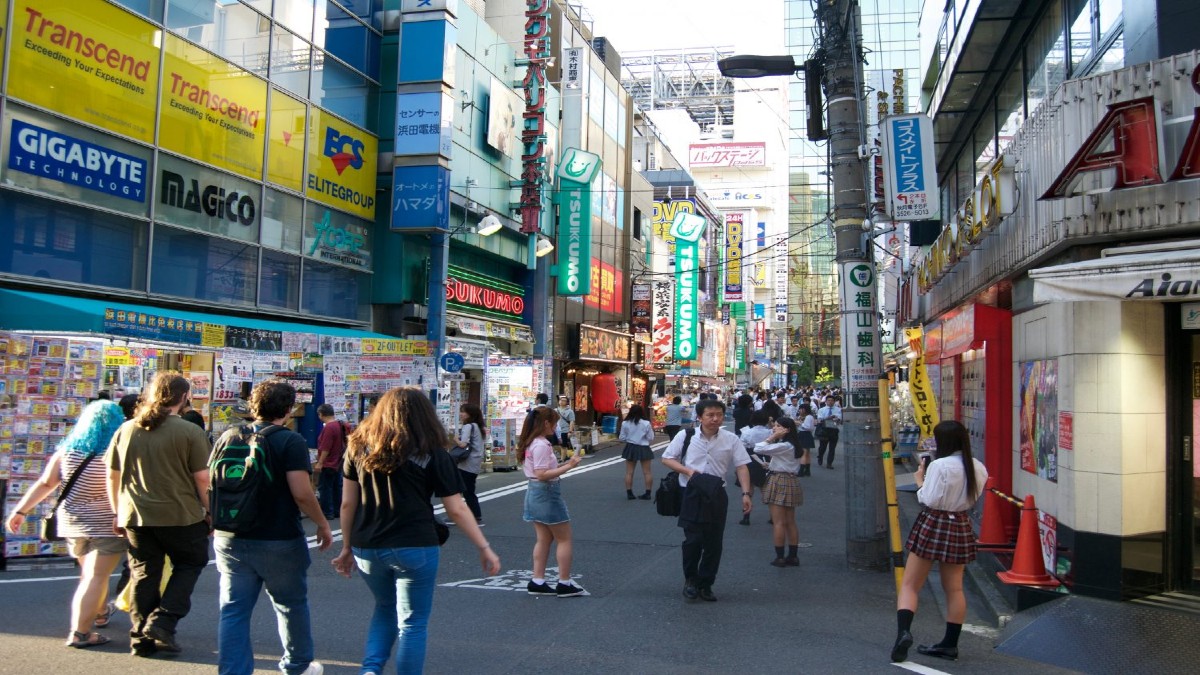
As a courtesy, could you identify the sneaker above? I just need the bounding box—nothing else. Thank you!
[682,583,699,600]
[298,663,324,675]
[556,582,587,597]
[527,581,554,595]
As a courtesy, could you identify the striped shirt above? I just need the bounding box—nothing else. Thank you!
[57,449,119,539]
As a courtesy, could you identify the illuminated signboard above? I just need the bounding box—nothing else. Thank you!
[445,265,526,320]
[307,108,378,219]
[519,0,550,233]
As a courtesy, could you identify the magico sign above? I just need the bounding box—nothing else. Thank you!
[8,118,146,202]
[160,169,256,227]
[917,157,1015,292]
[307,109,378,220]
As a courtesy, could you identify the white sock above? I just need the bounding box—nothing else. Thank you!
[559,577,574,587]
[532,577,545,585]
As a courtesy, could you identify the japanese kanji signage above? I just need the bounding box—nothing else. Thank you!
[391,164,450,230]
[724,211,744,301]
[395,91,452,156]
[519,0,551,233]
[904,326,939,439]
[840,261,881,408]
[881,113,937,221]
[564,47,583,89]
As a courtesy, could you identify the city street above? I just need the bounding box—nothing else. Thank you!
[0,438,1075,675]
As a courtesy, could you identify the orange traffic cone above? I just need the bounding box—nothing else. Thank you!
[976,477,1011,550]
[997,494,1060,587]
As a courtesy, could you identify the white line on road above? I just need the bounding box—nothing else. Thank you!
[893,662,953,675]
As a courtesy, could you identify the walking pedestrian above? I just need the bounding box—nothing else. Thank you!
[6,400,128,648]
[753,417,804,567]
[664,395,685,440]
[731,394,754,433]
[519,406,587,597]
[735,410,772,525]
[333,387,498,675]
[816,396,842,468]
[619,404,655,500]
[555,395,576,456]
[661,398,752,602]
[891,420,989,663]
[314,404,349,520]
[796,403,817,476]
[453,403,487,525]
[212,380,332,675]
[106,372,211,657]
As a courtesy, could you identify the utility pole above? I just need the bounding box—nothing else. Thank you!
[817,0,887,570]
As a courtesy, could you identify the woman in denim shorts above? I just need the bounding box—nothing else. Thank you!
[520,406,587,597]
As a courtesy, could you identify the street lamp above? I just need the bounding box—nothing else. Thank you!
[717,55,826,141]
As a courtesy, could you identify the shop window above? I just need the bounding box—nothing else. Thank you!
[271,27,313,99]
[260,248,301,310]
[261,0,317,42]
[311,56,374,128]
[155,155,262,245]
[315,0,381,80]
[151,224,258,306]
[261,188,305,253]
[112,0,165,22]
[1025,2,1066,118]
[301,259,370,321]
[996,67,1025,154]
[165,0,271,78]
[0,189,148,291]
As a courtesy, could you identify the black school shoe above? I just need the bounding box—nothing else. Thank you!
[917,644,958,660]
[890,631,913,662]
[527,581,554,596]
[698,587,717,602]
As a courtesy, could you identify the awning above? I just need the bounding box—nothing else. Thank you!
[0,288,390,339]
[1029,249,1200,303]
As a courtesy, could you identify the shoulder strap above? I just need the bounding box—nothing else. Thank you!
[54,453,98,509]
[681,428,695,462]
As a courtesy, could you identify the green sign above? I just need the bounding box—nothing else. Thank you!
[557,178,592,295]
[671,211,706,362]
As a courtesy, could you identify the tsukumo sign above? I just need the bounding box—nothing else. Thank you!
[671,211,706,361]
[445,277,525,317]
[556,148,602,296]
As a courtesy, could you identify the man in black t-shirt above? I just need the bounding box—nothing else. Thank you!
[210,380,331,675]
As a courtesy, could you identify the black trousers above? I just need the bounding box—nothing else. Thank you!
[664,425,682,440]
[818,429,841,466]
[680,491,729,589]
[125,521,210,638]
[458,468,482,520]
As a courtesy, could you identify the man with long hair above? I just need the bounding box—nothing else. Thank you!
[106,371,211,658]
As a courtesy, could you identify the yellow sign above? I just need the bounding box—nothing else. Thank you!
[904,326,940,440]
[361,338,430,356]
[267,89,307,192]
[104,346,133,366]
[8,0,161,143]
[202,324,226,348]
[307,108,378,219]
[159,35,267,180]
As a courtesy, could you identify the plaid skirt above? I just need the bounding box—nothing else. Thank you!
[762,472,803,508]
[906,508,976,564]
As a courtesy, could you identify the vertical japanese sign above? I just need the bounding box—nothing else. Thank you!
[631,282,652,341]
[392,165,450,230]
[881,113,938,221]
[773,233,789,322]
[840,261,881,408]
[724,212,744,301]
[556,147,601,295]
[904,326,939,440]
[520,0,551,233]
[651,280,675,366]
[734,323,747,370]
[564,47,583,89]
[671,211,706,361]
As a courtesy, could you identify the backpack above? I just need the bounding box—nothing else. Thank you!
[209,424,285,533]
[654,429,694,517]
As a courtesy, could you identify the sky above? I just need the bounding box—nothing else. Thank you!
[580,0,786,56]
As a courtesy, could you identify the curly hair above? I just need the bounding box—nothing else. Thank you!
[250,379,296,422]
[347,387,448,473]
[133,371,190,431]
[517,406,559,460]
[58,400,126,457]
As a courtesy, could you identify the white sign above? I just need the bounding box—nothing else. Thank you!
[708,187,770,207]
[881,113,938,221]
[839,262,880,403]
[564,48,583,89]
[1185,303,1200,330]
[688,142,766,168]
[773,233,789,323]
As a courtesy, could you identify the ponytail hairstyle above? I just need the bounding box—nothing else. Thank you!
[773,416,804,459]
[624,404,646,425]
[933,420,978,501]
[517,406,559,461]
[133,371,190,431]
[348,387,448,473]
[460,403,487,439]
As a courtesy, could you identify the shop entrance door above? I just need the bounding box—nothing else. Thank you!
[1167,303,1200,593]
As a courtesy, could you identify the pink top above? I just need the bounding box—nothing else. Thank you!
[522,437,558,480]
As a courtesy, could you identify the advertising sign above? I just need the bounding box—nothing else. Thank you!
[104,308,204,345]
[156,154,260,243]
[881,113,937,221]
[774,233,789,322]
[578,324,632,363]
[564,47,583,89]
[9,0,161,143]
[446,265,526,319]
[840,261,881,408]
[397,91,453,157]
[584,259,622,314]
[709,186,770,207]
[519,0,551,233]
[557,148,601,296]
[304,209,372,270]
[904,326,939,440]
[392,164,450,230]
[308,109,378,219]
[724,212,745,301]
[672,211,706,361]
[651,280,674,366]
[267,89,306,192]
[159,35,267,180]
[688,142,766,168]
[485,79,521,157]
[650,198,695,265]
[631,282,652,341]
[6,115,148,206]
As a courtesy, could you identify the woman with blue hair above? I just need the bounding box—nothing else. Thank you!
[6,399,129,648]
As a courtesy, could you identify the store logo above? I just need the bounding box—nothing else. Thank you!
[323,126,365,175]
[8,119,146,202]
[849,264,873,287]
[556,147,601,184]
[160,169,256,226]
[446,277,526,316]
[669,211,706,243]
[308,210,365,257]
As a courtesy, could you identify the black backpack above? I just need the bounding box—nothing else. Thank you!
[655,429,694,517]
[209,424,284,533]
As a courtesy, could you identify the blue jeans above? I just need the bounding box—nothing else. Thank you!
[354,546,440,675]
[215,536,314,675]
[318,468,342,517]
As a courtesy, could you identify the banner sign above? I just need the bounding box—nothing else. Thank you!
[672,211,706,361]
[734,322,746,370]
[584,258,622,314]
[564,47,583,89]
[840,261,881,408]
[650,198,695,265]
[755,321,765,348]
[104,308,203,345]
[774,232,789,322]
[392,164,450,230]
[519,0,551,233]
[557,148,601,295]
[881,113,938,221]
[724,211,745,301]
[651,280,674,366]
[904,326,939,440]
[631,282,652,341]
[267,89,306,192]
[688,142,766,168]
[8,118,147,203]
[308,108,378,219]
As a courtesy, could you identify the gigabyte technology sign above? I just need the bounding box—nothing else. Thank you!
[8,119,147,202]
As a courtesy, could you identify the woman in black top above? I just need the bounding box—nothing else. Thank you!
[333,387,500,675]
[732,394,755,432]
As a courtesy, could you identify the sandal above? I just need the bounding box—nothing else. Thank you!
[66,631,111,648]
[94,601,116,628]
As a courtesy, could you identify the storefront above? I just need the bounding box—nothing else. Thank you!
[560,324,634,439]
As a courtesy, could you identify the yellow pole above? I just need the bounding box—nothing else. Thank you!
[879,374,904,595]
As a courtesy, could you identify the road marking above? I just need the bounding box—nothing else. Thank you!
[894,662,953,674]
[962,623,999,639]
[440,566,590,594]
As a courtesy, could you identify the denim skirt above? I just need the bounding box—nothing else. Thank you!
[523,480,570,524]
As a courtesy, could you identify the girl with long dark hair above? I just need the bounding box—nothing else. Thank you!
[453,403,487,524]
[891,420,989,663]
[333,387,499,675]
[619,404,655,500]
[519,406,586,597]
[752,417,804,567]
[796,403,817,476]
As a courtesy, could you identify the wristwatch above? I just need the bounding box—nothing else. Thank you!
[742,492,752,497]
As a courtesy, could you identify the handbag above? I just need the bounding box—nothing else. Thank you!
[41,453,97,541]
[449,424,476,463]
[655,429,694,517]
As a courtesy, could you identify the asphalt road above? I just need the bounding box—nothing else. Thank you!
[0,436,1078,674]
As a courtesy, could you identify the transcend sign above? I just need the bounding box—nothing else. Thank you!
[446,278,525,317]
[21,6,153,83]
[168,73,261,129]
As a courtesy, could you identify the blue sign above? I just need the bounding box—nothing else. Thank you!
[439,351,465,373]
[753,303,765,320]
[8,120,147,202]
[392,165,450,230]
[395,92,453,157]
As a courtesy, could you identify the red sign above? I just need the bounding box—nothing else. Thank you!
[445,278,525,317]
[1059,411,1073,451]
[519,0,551,232]
[755,321,765,348]
[584,259,623,314]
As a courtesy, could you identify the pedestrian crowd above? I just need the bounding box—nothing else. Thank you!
[6,377,987,671]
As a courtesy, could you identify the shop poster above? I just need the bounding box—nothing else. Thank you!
[1020,359,1059,482]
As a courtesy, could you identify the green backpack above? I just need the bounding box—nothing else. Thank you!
[209,424,283,533]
